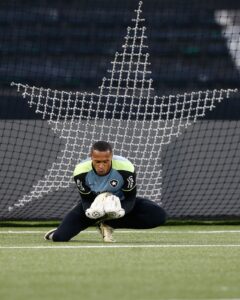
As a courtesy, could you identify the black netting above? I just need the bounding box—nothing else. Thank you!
[0,0,239,220]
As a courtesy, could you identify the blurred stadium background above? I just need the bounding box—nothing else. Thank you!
[0,0,239,221]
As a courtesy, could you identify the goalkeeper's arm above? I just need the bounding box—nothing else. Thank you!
[120,171,137,214]
[74,174,96,210]
[121,187,136,214]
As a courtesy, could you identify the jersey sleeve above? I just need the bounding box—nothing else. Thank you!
[73,162,96,210]
[118,170,137,214]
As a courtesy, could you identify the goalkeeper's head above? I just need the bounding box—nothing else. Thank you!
[90,141,113,176]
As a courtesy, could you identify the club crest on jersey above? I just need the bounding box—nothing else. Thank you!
[110,179,118,188]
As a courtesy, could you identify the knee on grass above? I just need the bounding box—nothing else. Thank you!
[144,207,167,228]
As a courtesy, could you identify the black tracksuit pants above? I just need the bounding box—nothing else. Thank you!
[52,197,167,242]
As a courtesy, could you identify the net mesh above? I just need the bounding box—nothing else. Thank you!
[0,0,240,220]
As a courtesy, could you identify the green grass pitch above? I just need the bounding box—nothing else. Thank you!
[0,225,240,300]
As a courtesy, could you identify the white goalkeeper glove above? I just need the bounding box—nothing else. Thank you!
[85,192,111,219]
[85,192,125,219]
[103,194,125,219]
[85,193,110,219]
[85,208,104,219]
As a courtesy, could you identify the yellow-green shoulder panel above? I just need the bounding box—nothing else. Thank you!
[73,160,92,177]
[112,158,134,173]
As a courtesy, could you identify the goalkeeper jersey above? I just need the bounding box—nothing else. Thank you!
[73,155,137,213]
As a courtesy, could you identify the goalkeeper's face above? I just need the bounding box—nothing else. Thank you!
[91,150,113,176]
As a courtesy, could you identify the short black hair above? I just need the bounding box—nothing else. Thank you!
[91,141,112,153]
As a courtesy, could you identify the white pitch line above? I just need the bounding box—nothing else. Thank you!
[1,230,240,234]
[0,244,240,249]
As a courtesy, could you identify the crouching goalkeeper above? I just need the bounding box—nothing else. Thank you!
[45,141,167,242]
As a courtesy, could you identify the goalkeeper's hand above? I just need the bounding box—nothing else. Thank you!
[103,194,125,219]
[85,208,105,219]
[85,192,125,219]
[85,193,109,219]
